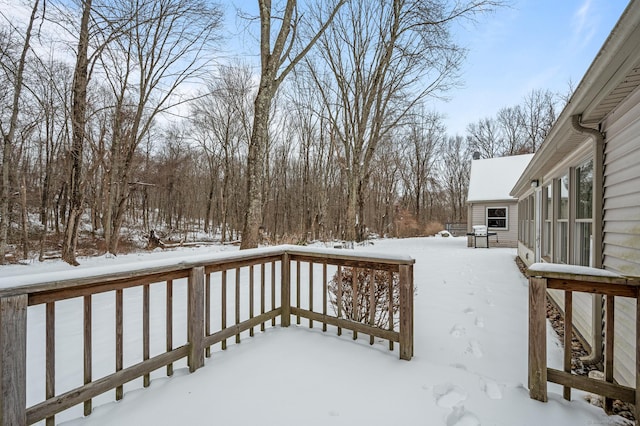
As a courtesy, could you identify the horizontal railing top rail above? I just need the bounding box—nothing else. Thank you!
[526,262,640,425]
[0,245,415,299]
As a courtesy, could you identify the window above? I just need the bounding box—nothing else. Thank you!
[518,199,525,242]
[542,184,552,258]
[555,175,569,264]
[574,159,593,266]
[528,194,535,249]
[487,207,508,230]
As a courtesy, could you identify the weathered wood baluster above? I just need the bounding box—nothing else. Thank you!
[563,290,572,400]
[322,263,327,332]
[115,289,124,400]
[388,271,394,351]
[369,269,375,345]
[250,265,255,337]
[221,270,227,350]
[337,266,343,336]
[166,279,174,376]
[46,302,55,426]
[296,260,301,325]
[235,267,241,344]
[260,263,266,332]
[205,273,211,357]
[271,261,276,327]
[604,294,615,413]
[84,295,92,416]
[143,284,150,388]
[352,267,358,340]
[309,261,314,329]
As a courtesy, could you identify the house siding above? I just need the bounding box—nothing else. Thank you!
[468,201,519,247]
[603,95,640,276]
[601,90,640,387]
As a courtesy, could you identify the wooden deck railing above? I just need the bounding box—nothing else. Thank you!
[527,263,640,424]
[0,245,414,425]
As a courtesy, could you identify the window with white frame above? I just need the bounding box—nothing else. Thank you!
[574,159,593,266]
[555,175,569,264]
[487,207,508,230]
[542,184,552,259]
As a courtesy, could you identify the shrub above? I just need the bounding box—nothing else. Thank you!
[328,267,399,329]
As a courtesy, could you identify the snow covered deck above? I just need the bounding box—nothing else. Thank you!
[0,238,629,425]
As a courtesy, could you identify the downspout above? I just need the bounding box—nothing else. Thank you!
[571,114,605,366]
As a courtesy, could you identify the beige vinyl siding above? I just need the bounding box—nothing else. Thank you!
[601,90,640,388]
[614,297,637,387]
[547,290,594,349]
[469,201,519,247]
[603,94,640,277]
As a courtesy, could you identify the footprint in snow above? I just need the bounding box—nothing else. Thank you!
[433,383,467,408]
[450,363,467,371]
[486,298,495,307]
[446,406,481,426]
[449,324,466,338]
[463,307,475,315]
[474,316,485,328]
[481,379,503,400]
[465,339,483,358]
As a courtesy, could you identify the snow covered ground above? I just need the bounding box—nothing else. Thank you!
[0,237,628,425]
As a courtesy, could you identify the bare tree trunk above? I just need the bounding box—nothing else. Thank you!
[241,88,270,249]
[0,0,39,264]
[20,176,28,259]
[240,0,345,249]
[61,0,91,266]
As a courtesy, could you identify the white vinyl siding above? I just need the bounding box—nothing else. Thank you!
[601,93,640,387]
[603,96,640,276]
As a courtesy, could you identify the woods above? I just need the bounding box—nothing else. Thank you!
[0,0,563,265]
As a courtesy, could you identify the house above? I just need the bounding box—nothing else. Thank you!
[466,153,533,248]
[511,0,640,388]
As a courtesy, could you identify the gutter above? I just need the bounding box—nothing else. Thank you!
[570,114,605,366]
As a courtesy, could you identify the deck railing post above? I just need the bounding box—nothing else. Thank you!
[0,294,28,426]
[399,264,413,360]
[281,252,291,327]
[528,276,548,402]
[188,267,205,373]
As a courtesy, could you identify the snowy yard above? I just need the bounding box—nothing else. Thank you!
[0,237,628,425]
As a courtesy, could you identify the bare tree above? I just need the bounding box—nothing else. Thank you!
[307,0,498,241]
[496,105,525,155]
[466,117,502,159]
[98,0,222,254]
[0,0,40,264]
[190,63,253,241]
[239,0,346,249]
[60,0,93,265]
[440,135,470,222]
[520,88,557,153]
[400,109,445,224]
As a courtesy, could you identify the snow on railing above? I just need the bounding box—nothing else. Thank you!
[0,246,414,425]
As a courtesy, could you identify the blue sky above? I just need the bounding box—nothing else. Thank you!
[437,0,630,135]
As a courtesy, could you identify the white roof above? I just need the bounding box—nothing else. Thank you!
[467,154,534,202]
